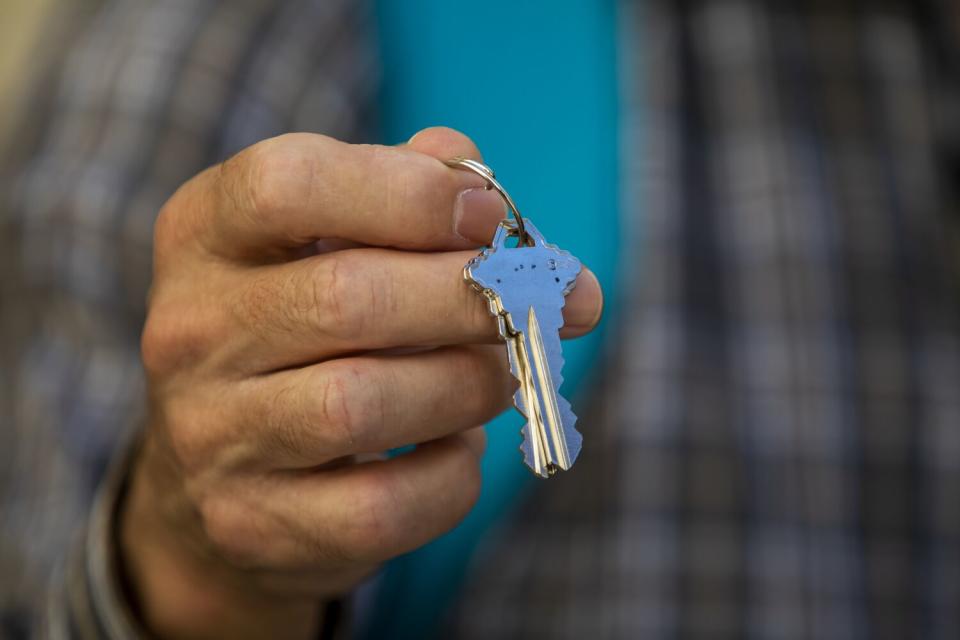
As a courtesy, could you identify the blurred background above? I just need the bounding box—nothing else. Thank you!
[2,1,959,639]
[0,0,56,145]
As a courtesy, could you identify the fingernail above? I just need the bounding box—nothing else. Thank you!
[563,268,603,330]
[453,187,505,244]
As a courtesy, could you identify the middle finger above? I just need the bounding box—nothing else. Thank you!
[231,345,513,469]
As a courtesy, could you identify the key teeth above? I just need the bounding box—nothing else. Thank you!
[519,417,582,478]
[515,389,583,478]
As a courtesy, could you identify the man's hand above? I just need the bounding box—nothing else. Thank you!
[121,128,603,639]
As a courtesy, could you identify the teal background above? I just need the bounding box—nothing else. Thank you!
[364,2,622,637]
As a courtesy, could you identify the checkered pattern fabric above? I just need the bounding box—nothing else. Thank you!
[1,0,959,638]
[448,2,960,639]
[0,1,375,636]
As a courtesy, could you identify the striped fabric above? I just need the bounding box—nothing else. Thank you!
[450,2,960,639]
[1,0,959,638]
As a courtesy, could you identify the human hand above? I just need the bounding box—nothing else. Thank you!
[121,127,603,639]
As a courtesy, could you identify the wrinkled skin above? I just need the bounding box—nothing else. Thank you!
[124,127,604,639]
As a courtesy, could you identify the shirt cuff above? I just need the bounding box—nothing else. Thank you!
[46,430,352,640]
[46,431,147,639]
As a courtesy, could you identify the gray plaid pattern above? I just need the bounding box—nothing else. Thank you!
[449,2,960,639]
[0,1,374,636]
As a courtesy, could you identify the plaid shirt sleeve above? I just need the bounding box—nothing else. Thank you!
[447,1,960,639]
[0,1,376,636]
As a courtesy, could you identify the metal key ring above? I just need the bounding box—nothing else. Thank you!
[444,157,530,245]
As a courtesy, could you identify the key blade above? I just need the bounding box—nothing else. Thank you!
[526,305,572,471]
[513,305,580,478]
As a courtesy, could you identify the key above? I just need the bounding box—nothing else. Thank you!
[465,219,583,478]
[445,157,585,478]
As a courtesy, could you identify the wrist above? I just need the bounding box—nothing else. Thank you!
[119,437,321,640]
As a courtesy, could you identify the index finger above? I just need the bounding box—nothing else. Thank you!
[167,129,507,260]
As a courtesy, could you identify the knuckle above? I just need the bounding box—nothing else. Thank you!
[265,362,386,462]
[312,364,373,452]
[198,495,273,569]
[161,397,222,473]
[230,254,370,346]
[308,254,368,339]
[243,135,316,236]
[265,377,356,464]
[141,298,222,378]
[341,473,400,560]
